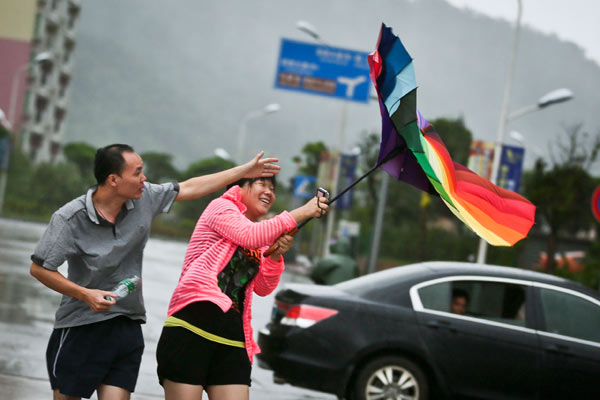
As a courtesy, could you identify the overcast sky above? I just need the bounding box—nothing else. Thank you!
[443,0,600,65]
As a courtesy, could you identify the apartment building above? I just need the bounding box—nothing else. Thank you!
[0,0,81,163]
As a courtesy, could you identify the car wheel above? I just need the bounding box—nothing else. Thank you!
[353,356,428,400]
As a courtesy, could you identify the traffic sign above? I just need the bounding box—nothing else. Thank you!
[293,175,317,199]
[274,38,371,103]
[592,186,600,222]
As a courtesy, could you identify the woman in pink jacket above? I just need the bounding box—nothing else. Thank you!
[156,175,328,400]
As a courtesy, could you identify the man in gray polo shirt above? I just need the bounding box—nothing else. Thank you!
[30,144,279,400]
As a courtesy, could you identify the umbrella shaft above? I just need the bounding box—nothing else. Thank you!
[328,145,403,204]
[292,145,404,233]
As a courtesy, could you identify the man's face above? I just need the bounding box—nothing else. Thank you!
[240,179,275,221]
[451,296,467,315]
[114,152,146,199]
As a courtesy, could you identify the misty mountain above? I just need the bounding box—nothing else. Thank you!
[64,0,600,181]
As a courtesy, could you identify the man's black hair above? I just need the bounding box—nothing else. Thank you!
[452,288,469,302]
[94,144,135,184]
[227,176,277,190]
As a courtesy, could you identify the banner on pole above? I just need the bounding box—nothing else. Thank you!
[317,151,339,192]
[336,154,357,210]
[497,144,525,193]
[467,140,495,180]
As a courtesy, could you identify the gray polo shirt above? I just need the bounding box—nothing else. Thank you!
[31,181,179,329]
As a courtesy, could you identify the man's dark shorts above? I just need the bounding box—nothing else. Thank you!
[46,316,144,398]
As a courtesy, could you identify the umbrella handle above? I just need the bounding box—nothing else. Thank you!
[263,146,404,258]
[263,227,300,257]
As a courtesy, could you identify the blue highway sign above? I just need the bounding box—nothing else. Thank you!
[275,38,371,103]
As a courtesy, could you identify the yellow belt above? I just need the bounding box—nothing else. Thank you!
[164,316,245,348]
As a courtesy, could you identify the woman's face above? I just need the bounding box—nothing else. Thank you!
[240,179,276,221]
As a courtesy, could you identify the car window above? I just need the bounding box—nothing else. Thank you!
[418,280,527,326]
[539,288,600,343]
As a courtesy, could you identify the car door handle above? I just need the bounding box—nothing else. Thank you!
[544,343,571,355]
[426,320,457,332]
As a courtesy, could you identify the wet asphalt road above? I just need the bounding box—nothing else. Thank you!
[0,217,336,400]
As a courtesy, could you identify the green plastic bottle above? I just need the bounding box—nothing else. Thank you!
[105,275,140,301]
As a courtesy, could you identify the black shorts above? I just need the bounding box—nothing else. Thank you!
[156,302,252,387]
[46,316,144,398]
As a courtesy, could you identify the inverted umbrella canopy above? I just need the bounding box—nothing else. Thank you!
[368,23,535,246]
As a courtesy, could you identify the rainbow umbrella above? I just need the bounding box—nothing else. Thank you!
[265,23,536,256]
[369,23,535,246]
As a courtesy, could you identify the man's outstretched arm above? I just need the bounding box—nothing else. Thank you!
[175,151,280,202]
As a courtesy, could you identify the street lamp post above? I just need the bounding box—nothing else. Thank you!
[296,20,347,258]
[475,0,522,264]
[475,0,576,264]
[475,87,574,264]
[236,103,280,164]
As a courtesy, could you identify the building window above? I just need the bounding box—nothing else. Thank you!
[50,142,61,162]
[30,133,44,155]
[40,61,53,85]
[35,96,49,123]
[67,12,77,29]
[54,107,66,132]
[59,73,70,97]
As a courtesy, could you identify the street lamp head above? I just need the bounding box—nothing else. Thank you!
[214,148,231,160]
[296,20,320,41]
[263,103,281,114]
[509,130,524,143]
[538,88,573,108]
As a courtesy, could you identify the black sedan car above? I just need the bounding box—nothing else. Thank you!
[257,262,600,400]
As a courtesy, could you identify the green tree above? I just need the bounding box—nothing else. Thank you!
[140,151,180,183]
[293,141,328,176]
[175,156,236,223]
[355,130,381,205]
[431,117,472,165]
[0,123,9,139]
[524,125,600,273]
[31,161,90,216]
[4,150,91,219]
[63,142,96,179]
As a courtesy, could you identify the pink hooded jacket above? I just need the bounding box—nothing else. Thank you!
[167,185,298,362]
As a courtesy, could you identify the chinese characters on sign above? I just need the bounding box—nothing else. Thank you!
[274,39,371,103]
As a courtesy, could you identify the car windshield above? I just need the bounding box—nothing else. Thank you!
[336,264,428,298]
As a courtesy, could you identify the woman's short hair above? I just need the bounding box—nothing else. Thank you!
[94,144,135,184]
[227,176,277,190]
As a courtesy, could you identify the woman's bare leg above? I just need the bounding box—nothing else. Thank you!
[163,379,204,400]
[206,384,249,400]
